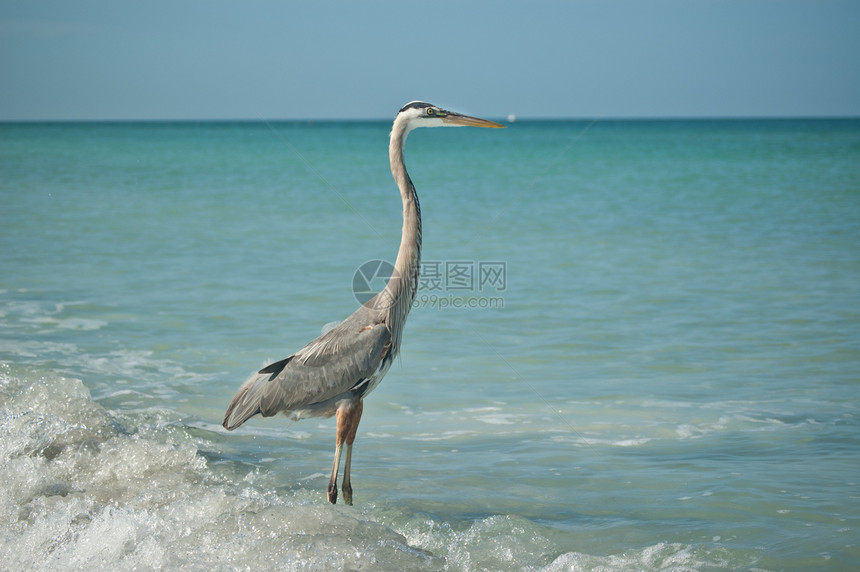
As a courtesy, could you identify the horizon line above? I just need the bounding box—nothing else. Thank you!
[2,114,859,124]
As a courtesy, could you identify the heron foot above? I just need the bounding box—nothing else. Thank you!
[342,483,353,506]
[327,482,338,504]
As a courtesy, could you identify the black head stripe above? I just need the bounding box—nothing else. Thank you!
[399,101,433,113]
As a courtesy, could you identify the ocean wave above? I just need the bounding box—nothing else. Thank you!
[541,542,741,571]
[0,364,761,571]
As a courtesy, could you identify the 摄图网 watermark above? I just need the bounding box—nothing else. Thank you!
[353,260,506,310]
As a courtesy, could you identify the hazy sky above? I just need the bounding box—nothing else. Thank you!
[1,0,858,120]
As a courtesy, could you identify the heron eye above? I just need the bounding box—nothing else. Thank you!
[426,108,435,116]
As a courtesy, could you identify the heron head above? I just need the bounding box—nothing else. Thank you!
[396,101,506,133]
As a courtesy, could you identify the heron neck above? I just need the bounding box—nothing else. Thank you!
[386,127,422,328]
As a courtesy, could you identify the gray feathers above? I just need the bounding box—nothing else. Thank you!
[222,306,392,430]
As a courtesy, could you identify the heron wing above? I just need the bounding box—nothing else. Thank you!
[222,314,390,430]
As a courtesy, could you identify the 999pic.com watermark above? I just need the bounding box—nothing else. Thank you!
[352,260,506,310]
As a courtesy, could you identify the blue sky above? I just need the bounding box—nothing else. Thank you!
[1,0,858,120]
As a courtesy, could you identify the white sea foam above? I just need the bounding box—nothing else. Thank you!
[1,365,756,571]
[0,367,435,570]
[540,542,737,571]
[476,413,519,425]
[29,317,108,331]
[550,435,652,448]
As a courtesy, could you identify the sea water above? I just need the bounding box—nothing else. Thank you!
[1,119,858,570]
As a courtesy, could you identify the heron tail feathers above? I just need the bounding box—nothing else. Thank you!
[222,371,266,430]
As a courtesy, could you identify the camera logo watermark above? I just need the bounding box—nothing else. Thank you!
[352,260,398,305]
[352,260,506,310]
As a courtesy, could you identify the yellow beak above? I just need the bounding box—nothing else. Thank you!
[442,112,506,128]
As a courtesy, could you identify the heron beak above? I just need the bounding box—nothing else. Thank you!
[442,112,506,128]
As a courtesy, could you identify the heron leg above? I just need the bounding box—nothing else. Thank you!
[329,399,364,506]
[342,444,354,506]
[341,400,363,506]
[327,441,343,504]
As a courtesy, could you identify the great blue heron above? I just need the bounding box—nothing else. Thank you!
[222,102,504,504]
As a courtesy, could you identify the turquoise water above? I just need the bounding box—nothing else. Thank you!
[1,118,859,570]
